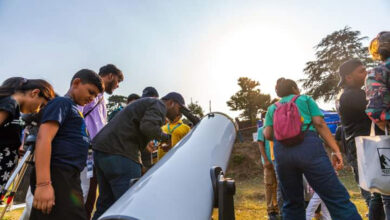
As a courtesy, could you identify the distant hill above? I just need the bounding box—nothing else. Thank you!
[226,127,263,180]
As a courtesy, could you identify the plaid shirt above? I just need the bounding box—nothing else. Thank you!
[365,58,390,121]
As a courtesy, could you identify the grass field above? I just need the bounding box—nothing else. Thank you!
[212,170,368,220]
[0,140,370,219]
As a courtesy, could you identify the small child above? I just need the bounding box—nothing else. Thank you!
[30,69,103,220]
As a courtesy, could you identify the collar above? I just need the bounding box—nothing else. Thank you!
[169,119,183,125]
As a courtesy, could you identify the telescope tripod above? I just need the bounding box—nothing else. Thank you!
[0,146,34,220]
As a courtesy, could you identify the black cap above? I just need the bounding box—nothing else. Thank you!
[338,58,364,87]
[161,92,185,106]
[142,87,159,98]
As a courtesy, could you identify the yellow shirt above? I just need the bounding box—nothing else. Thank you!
[158,120,191,159]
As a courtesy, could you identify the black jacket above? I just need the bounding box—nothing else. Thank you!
[92,97,169,164]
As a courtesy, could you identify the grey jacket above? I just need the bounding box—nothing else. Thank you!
[92,97,169,164]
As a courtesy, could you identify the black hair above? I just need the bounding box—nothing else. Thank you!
[275,78,299,97]
[0,77,55,100]
[127,93,140,103]
[99,64,124,82]
[71,69,104,93]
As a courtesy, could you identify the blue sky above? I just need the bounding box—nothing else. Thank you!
[0,0,389,118]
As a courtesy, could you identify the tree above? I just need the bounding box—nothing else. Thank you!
[187,101,204,118]
[107,95,127,115]
[227,77,271,123]
[300,26,377,101]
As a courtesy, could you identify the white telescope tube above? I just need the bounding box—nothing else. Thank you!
[99,112,237,220]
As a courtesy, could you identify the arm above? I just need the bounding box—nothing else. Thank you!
[312,116,343,170]
[263,126,273,141]
[139,102,170,143]
[33,121,59,214]
[263,106,275,140]
[0,110,9,126]
[258,141,272,169]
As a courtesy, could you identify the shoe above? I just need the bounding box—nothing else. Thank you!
[269,212,279,220]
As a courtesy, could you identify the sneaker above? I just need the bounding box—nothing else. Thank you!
[269,212,279,220]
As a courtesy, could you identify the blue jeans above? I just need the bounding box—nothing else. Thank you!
[274,165,284,216]
[92,150,142,220]
[369,193,390,220]
[274,131,362,220]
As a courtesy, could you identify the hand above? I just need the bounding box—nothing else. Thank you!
[263,160,273,169]
[33,184,55,214]
[160,134,171,152]
[18,145,26,157]
[161,143,171,152]
[145,141,154,153]
[331,152,344,171]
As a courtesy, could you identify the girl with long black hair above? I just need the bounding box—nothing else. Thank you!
[0,77,55,191]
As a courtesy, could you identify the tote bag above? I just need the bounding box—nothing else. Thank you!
[355,122,390,195]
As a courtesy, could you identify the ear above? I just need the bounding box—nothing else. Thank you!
[345,74,353,82]
[72,78,81,88]
[30,89,40,97]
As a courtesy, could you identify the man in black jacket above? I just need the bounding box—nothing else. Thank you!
[91,92,184,220]
[336,59,384,216]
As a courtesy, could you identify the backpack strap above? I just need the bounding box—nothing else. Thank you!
[291,95,300,103]
[275,95,300,107]
[84,96,104,118]
[304,121,312,133]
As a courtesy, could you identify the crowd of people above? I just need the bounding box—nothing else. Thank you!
[256,31,390,220]
[0,64,198,220]
[0,31,388,220]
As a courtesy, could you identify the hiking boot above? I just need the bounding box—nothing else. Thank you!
[269,212,279,220]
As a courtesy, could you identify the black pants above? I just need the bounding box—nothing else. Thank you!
[30,166,87,220]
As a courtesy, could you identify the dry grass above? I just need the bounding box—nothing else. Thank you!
[211,172,368,220]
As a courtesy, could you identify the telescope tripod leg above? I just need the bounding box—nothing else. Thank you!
[0,154,33,220]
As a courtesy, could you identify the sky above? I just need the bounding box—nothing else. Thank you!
[0,0,389,118]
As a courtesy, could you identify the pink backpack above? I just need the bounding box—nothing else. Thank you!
[273,95,310,146]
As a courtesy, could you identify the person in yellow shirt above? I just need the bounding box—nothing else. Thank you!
[158,113,191,160]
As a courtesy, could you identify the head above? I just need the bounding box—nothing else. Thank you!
[369,31,390,61]
[69,69,104,106]
[0,77,55,114]
[142,87,159,98]
[161,92,185,122]
[275,78,299,98]
[99,64,124,95]
[338,59,366,88]
[127,93,140,104]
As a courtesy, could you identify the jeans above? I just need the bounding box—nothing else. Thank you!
[92,150,142,220]
[369,193,390,220]
[274,131,362,220]
[274,164,284,216]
